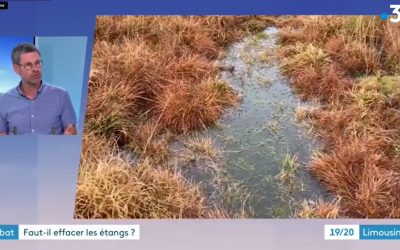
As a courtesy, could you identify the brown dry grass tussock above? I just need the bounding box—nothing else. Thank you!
[75,15,274,219]
[278,15,400,218]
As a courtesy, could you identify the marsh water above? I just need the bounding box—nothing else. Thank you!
[170,27,328,218]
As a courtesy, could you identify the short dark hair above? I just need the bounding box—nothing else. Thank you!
[11,42,41,64]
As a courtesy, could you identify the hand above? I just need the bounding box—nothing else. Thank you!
[64,124,77,135]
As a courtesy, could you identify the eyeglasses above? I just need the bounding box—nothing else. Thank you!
[18,60,43,70]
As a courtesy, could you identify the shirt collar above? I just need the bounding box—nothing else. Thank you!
[16,80,45,97]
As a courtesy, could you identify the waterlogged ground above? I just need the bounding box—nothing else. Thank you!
[169,27,328,218]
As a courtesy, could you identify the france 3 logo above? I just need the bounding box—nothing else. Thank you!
[381,5,400,22]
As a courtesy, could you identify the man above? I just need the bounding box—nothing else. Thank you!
[0,42,77,135]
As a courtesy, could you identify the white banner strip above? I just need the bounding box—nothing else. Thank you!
[18,225,140,240]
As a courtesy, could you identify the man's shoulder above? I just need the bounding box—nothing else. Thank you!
[0,88,17,112]
[42,82,68,95]
[0,88,17,101]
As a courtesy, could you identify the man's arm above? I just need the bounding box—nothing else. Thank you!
[60,90,77,135]
[0,112,8,135]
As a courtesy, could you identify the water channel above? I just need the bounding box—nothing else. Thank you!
[170,27,328,218]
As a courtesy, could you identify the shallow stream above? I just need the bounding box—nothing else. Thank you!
[170,27,328,218]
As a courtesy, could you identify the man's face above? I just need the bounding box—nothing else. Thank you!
[13,52,42,85]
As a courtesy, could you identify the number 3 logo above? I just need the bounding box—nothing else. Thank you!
[390,5,400,22]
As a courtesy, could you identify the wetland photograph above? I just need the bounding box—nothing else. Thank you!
[74,15,400,219]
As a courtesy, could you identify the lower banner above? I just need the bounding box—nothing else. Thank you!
[0,225,140,240]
